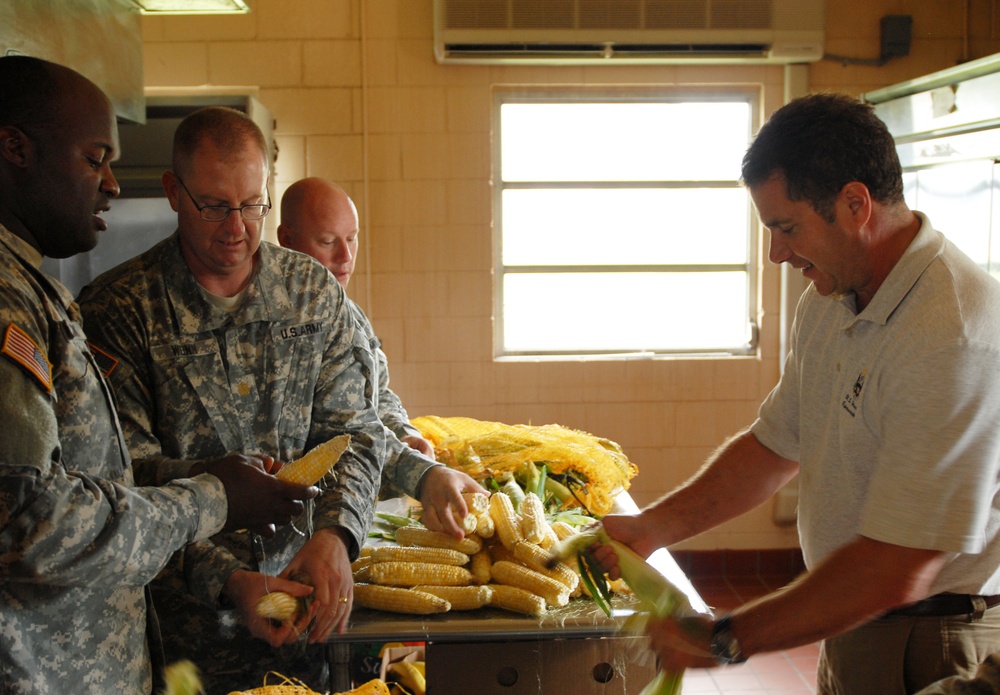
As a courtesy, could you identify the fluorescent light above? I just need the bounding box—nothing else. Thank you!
[132,0,250,14]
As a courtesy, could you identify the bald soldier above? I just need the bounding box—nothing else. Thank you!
[278,178,485,534]
[0,56,315,694]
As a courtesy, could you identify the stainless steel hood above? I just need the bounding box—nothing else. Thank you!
[0,0,144,123]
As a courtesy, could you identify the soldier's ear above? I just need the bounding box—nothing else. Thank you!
[0,125,32,168]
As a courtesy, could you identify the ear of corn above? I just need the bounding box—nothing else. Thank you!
[353,583,450,615]
[489,492,523,549]
[462,491,489,515]
[518,492,547,544]
[368,561,474,587]
[277,434,351,485]
[388,661,426,695]
[550,520,578,541]
[460,512,478,535]
[161,660,203,695]
[488,583,546,617]
[474,510,495,538]
[393,525,482,555]
[413,584,493,610]
[352,556,373,582]
[546,523,695,695]
[255,591,302,622]
[470,548,492,585]
[512,540,579,592]
[370,545,470,566]
[490,560,569,608]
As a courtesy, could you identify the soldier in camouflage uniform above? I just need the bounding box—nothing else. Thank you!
[78,107,387,693]
[278,177,486,535]
[0,57,314,695]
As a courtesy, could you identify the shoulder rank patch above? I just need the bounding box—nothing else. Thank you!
[3,323,52,392]
[87,341,119,379]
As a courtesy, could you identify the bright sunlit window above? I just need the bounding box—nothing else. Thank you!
[494,89,758,358]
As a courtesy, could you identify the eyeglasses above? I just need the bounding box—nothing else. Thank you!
[175,175,271,222]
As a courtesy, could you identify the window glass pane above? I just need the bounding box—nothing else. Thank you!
[503,272,749,352]
[501,101,750,182]
[502,187,748,266]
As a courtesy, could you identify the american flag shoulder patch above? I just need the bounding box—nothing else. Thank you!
[87,341,119,379]
[3,323,53,392]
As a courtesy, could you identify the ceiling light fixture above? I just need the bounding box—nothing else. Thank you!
[131,0,250,15]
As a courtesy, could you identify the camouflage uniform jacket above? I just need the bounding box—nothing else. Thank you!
[0,225,228,694]
[347,299,441,499]
[77,234,384,692]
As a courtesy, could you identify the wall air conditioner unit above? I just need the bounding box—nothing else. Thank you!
[434,0,826,65]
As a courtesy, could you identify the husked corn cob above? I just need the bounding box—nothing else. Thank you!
[228,673,388,694]
[353,583,450,615]
[388,661,426,695]
[256,591,302,622]
[370,545,470,566]
[540,521,559,549]
[488,583,547,618]
[276,434,351,485]
[512,540,579,592]
[462,491,489,515]
[491,560,570,607]
[351,556,373,582]
[460,512,478,535]
[369,561,474,587]
[413,584,493,610]
[489,492,524,550]
[470,548,492,585]
[519,492,547,545]
[474,510,495,538]
[550,521,578,541]
[394,525,483,555]
[488,542,516,565]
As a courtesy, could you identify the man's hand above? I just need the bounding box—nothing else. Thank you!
[223,569,315,647]
[647,613,718,672]
[418,466,488,538]
[401,434,434,459]
[281,527,354,643]
[590,513,655,580]
[199,453,319,535]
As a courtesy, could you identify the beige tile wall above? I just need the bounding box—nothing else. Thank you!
[140,0,1000,550]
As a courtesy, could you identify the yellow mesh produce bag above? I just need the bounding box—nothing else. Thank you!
[411,415,637,516]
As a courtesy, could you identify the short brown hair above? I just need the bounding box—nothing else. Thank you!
[172,106,267,177]
[741,93,904,221]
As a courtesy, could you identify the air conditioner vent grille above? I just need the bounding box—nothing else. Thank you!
[435,0,825,64]
[444,0,784,30]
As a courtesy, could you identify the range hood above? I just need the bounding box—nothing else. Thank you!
[0,0,144,123]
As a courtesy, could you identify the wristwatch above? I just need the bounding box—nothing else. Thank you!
[710,615,747,665]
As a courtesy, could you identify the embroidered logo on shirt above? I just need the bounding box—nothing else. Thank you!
[2,323,52,392]
[841,370,867,418]
[278,321,326,340]
[87,341,120,379]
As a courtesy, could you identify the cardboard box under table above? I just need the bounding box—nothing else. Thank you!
[328,547,710,695]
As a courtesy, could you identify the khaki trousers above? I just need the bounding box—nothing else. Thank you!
[817,606,1000,695]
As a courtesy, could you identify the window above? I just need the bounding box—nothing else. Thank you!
[494,88,758,358]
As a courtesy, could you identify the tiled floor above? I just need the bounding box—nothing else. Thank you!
[682,573,819,694]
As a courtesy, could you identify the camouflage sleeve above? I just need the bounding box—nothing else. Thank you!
[308,301,386,559]
[0,315,226,588]
[381,427,442,499]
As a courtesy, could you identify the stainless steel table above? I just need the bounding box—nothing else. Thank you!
[328,548,710,694]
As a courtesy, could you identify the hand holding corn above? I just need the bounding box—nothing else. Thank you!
[200,453,320,535]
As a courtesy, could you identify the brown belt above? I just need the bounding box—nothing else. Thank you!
[887,593,1000,618]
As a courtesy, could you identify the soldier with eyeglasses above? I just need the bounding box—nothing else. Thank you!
[77,106,385,693]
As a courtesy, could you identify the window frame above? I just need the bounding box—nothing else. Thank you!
[492,85,761,360]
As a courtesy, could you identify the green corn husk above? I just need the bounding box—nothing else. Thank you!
[547,523,694,695]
